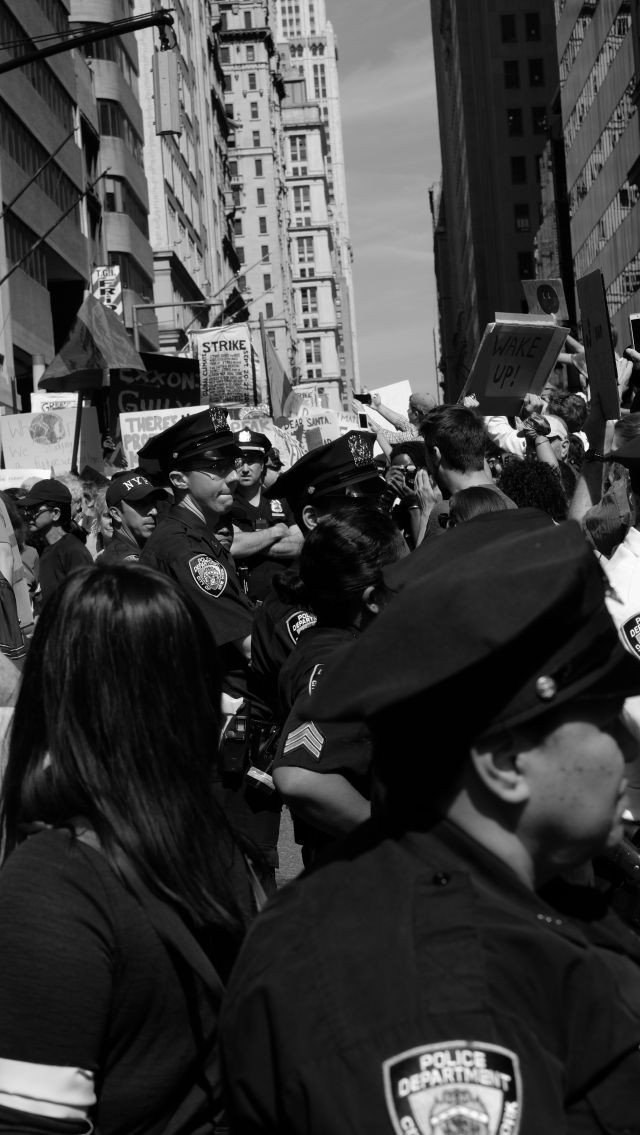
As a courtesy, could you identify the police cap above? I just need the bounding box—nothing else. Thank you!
[266,430,384,506]
[137,406,240,472]
[236,428,271,458]
[310,520,639,742]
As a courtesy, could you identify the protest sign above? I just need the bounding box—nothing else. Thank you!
[576,269,619,419]
[286,408,341,451]
[369,380,412,416]
[119,405,203,469]
[459,318,568,415]
[0,468,42,489]
[0,409,102,474]
[30,392,85,414]
[190,324,256,405]
[108,354,200,433]
[522,278,569,321]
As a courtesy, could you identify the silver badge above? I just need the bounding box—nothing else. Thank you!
[188,555,227,597]
[383,1041,522,1135]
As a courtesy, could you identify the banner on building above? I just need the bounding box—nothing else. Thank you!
[459,318,568,416]
[0,408,102,474]
[119,405,203,470]
[576,269,619,419]
[190,323,256,405]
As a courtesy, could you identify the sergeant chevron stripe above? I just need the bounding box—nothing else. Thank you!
[283,722,324,761]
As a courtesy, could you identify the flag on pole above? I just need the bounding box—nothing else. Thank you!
[259,314,304,418]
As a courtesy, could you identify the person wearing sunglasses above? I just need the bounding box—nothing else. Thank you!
[19,479,93,606]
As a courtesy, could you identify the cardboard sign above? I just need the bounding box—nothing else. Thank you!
[119,406,203,469]
[577,269,619,419]
[0,468,42,489]
[370,380,412,416]
[30,392,86,414]
[0,409,102,474]
[190,324,255,405]
[522,278,569,321]
[459,319,568,415]
[108,354,200,432]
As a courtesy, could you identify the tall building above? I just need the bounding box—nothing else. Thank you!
[430,0,560,400]
[0,0,92,407]
[554,0,640,340]
[218,0,297,385]
[275,0,359,403]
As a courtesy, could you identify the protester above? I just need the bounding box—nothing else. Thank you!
[447,483,513,525]
[499,456,569,522]
[19,479,93,605]
[229,429,302,601]
[0,564,253,1133]
[357,389,436,456]
[221,519,640,1132]
[101,469,169,564]
[91,487,114,557]
[385,441,429,547]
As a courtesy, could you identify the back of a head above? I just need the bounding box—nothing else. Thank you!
[449,485,512,525]
[545,391,588,434]
[499,458,567,522]
[420,404,487,473]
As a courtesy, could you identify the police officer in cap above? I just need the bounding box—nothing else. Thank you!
[229,428,302,602]
[139,407,281,890]
[101,470,169,564]
[221,518,640,1132]
[249,430,392,718]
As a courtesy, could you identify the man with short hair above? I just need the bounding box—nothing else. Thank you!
[20,479,92,604]
[221,517,640,1133]
[101,470,169,564]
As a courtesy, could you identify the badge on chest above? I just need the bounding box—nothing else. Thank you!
[189,555,227,597]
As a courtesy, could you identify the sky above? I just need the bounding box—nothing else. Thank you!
[328,0,441,399]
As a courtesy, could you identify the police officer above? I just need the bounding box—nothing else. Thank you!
[221,519,640,1133]
[250,429,392,718]
[138,407,281,890]
[101,470,169,564]
[229,428,301,602]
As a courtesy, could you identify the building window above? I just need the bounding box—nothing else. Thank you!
[220,46,230,63]
[292,185,311,223]
[500,14,516,42]
[300,286,319,327]
[265,302,274,319]
[246,45,255,62]
[258,216,267,234]
[518,251,534,278]
[255,158,263,176]
[244,11,252,28]
[525,12,541,41]
[267,330,276,346]
[305,336,322,377]
[250,102,259,119]
[0,100,80,223]
[232,187,241,206]
[248,72,257,91]
[252,131,261,147]
[504,60,519,89]
[528,58,544,86]
[4,211,47,286]
[257,187,265,205]
[263,273,272,290]
[313,63,327,99]
[261,244,270,261]
[225,103,234,120]
[238,275,246,291]
[229,160,238,177]
[233,218,242,235]
[532,106,547,134]
[290,134,308,174]
[97,100,144,165]
[510,155,526,184]
[514,203,530,232]
[236,246,245,265]
[507,107,523,136]
[296,235,315,275]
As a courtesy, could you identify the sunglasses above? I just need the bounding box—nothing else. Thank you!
[24,505,53,519]
[188,457,243,477]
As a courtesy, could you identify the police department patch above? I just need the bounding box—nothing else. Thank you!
[285,610,317,644]
[383,1042,521,1135]
[620,613,640,659]
[188,555,227,597]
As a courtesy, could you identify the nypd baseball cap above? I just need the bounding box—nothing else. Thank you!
[106,470,169,508]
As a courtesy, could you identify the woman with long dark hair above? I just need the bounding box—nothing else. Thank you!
[0,564,251,1135]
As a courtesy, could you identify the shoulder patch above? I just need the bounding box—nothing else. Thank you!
[620,613,640,659]
[283,722,324,761]
[270,498,286,518]
[383,1041,522,1135]
[188,554,227,597]
[308,663,323,696]
[285,609,317,644]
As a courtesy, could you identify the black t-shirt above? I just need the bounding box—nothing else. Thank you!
[230,494,295,601]
[39,531,93,603]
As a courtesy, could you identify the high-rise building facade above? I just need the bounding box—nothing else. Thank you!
[275,0,359,403]
[431,0,559,400]
[554,0,640,340]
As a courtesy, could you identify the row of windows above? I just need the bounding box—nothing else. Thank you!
[313,63,326,100]
[104,176,149,239]
[228,130,262,150]
[233,215,268,235]
[607,249,640,316]
[504,57,545,89]
[507,105,547,136]
[80,32,139,94]
[4,211,47,287]
[97,100,144,166]
[574,181,640,281]
[0,100,79,222]
[500,12,541,43]
[568,81,635,218]
[219,45,256,64]
[219,11,253,30]
[564,12,631,152]
[289,43,325,58]
[559,15,591,87]
[0,6,74,130]
[225,101,262,122]
[223,71,260,92]
[107,251,153,299]
[36,0,68,36]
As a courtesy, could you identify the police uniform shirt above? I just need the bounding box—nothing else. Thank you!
[249,591,316,721]
[141,505,253,699]
[99,532,141,564]
[220,818,640,1135]
[230,494,295,601]
[277,625,359,721]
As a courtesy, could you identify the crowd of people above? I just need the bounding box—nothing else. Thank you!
[0,363,638,1132]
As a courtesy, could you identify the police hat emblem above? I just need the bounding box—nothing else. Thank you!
[238,429,252,444]
[209,405,229,433]
[347,432,374,468]
[382,1041,522,1135]
[188,554,227,597]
